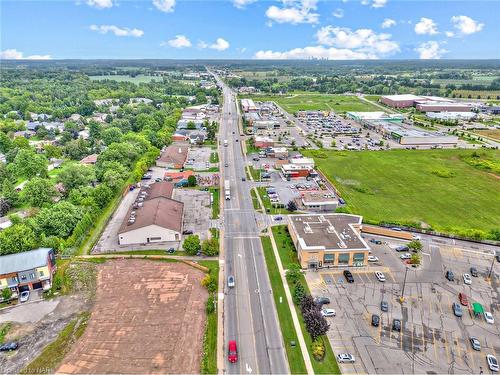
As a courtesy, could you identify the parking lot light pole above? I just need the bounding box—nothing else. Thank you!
[399,267,409,303]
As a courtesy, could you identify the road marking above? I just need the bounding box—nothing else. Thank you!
[433,329,438,361]
[246,363,253,374]
[230,236,261,239]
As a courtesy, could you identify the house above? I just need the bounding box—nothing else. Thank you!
[118,182,183,245]
[80,154,98,165]
[188,131,206,145]
[172,133,189,142]
[176,119,205,130]
[0,248,57,298]
[288,214,370,269]
[130,97,153,105]
[156,144,189,169]
[14,130,35,138]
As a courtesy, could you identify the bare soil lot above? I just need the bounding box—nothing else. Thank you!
[58,259,208,374]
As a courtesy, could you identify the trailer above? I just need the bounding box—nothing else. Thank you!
[224,180,231,200]
[361,225,414,240]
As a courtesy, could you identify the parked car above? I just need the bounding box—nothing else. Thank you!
[321,308,336,317]
[274,216,283,221]
[400,253,412,260]
[0,342,18,352]
[487,354,499,372]
[314,297,330,305]
[336,353,355,363]
[452,302,463,317]
[380,301,389,312]
[484,311,495,324]
[19,290,30,303]
[392,319,401,332]
[375,271,386,282]
[367,255,379,262]
[369,239,382,245]
[338,198,345,205]
[227,340,238,363]
[241,177,246,181]
[182,230,193,235]
[166,248,175,254]
[395,245,409,252]
[371,314,380,327]
[227,276,235,288]
[343,270,354,283]
[469,337,481,351]
[459,292,469,306]
[445,270,454,281]
[463,273,472,285]
[470,267,478,277]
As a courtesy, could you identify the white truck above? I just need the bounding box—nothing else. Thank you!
[224,179,231,200]
[223,139,228,147]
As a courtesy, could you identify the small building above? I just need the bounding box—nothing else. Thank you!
[288,214,370,269]
[14,130,35,138]
[289,157,315,169]
[156,144,189,169]
[241,99,258,113]
[164,170,195,187]
[281,164,316,179]
[0,248,56,297]
[268,147,289,159]
[254,135,274,149]
[300,192,339,211]
[80,154,98,165]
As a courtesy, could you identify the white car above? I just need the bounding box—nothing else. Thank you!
[336,353,355,363]
[368,255,379,262]
[19,290,30,303]
[487,354,499,372]
[400,253,411,260]
[227,275,235,288]
[484,311,495,324]
[463,273,472,285]
[321,308,336,317]
[375,271,386,282]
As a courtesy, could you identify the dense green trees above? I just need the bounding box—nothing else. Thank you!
[9,148,48,179]
[0,224,38,255]
[34,201,83,238]
[20,177,58,207]
[58,164,96,194]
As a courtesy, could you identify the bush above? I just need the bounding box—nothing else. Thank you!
[206,295,216,314]
[1,288,12,301]
[183,234,201,255]
[201,275,217,293]
[285,264,302,285]
[311,339,326,361]
[292,282,305,305]
[201,238,219,256]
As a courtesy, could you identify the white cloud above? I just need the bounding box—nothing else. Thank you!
[210,38,230,51]
[333,8,344,18]
[254,46,375,60]
[0,49,52,60]
[152,0,175,13]
[265,0,319,25]
[86,0,113,9]
[197,41,209,49]
[415,41,447,59]
[451,15,484,35]
[232,0,256,9]
[445,31,455,37]
[163,35,191,48]
[381,18,396,29]
[414,17,438,35]
[315,26,400,56]
[361,0,387,8]
[90,24,144,37]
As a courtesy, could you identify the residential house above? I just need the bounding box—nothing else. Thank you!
[156,144,189,169]
[80,154,98,165]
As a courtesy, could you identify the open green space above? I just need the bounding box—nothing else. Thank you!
[209,187,220,219]
[89,74,163,83]
[242,93,380,114]
[261,236,308,374]
[209,152,219,163]
[250,188,261,210]
[304,149,500,239]
[256,187,290,215]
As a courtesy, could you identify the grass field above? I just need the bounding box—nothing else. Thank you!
[89,74,163,83]
[474,129,500,142]
[304,149,500,238]
[242,93,380,114]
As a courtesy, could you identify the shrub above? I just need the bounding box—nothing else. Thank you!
[311,339,326,361]
[206,295,216,314]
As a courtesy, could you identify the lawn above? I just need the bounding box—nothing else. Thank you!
[304,149,500,239]
[209,187,220,219]
[209,152,219,163]
[261,236,308,374]
[250,188,261,210]
[242,93,380,114]
[89,74,163,83]
[256,187,290,215]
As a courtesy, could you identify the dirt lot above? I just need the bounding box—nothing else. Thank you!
[58,259,208,374]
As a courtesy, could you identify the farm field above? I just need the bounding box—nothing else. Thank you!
[473,129,500,141]
[303,149,500,238]
[242,93,380,113]
[89,74,163,83]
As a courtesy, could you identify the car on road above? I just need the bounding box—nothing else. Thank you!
[241,177,246,181]
[225,163,228,167]
[227,340,238,363]
[19,290,29,303]
[400,253,411,260]
[314,297,330,305]
[338,198,345,205]
[166,248,175,254]
[487,354,499,372]
[469,337,481,351]
[367,255,379,262]
[336,353,355,363]
[484,311,495,324]
[371,314,380,327]
[227,275,235,288]
[321,308,336,317]
[463,273,472,285]
[274,216,283,221]
[343,270,354,283]
[0,342,18,352]
[375,271,386,282]
[392,319,401,332]
[452,302,463,317]
[470,267,478,277]
[380,301,389,312]
[458,292,469,306]
[445,270,455,281]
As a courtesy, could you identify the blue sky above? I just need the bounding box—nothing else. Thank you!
[1,0,499,60]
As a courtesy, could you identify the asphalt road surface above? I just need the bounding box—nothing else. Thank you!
[211,71,289,375]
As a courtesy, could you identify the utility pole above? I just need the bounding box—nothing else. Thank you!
[399,267,409,303]
[487,251,496,280]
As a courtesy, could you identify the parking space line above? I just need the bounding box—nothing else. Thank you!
[443,331,451,365]
[467,346,476,369]
[432,329,438,361]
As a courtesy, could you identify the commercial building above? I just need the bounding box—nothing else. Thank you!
[289,157,315,169]
[426,112,477,121]
[346,111,405,123]
[118,182,183,245]
[415,101,473,113]
[268,147,289,159]
[299,192,339,212]
[252,120,281,135]
[156,144,189,169]
[0,248,56,297]
[241,99,258,113]
[254,135,274,149]
[380,94,423,108]
[288,214,370,269]
[281,164,318,179]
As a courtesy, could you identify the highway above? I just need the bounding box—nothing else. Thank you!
[212,70,289,374]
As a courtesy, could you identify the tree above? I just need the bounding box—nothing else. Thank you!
[293,282,306,305]
[0,132,13,154]
[187,175,197,187]
[102,168,125,192]
[408,239,423,252]
[10,148,48,179]
[183,234,201,255]
[330,140,336,148]
[58,164,96,194]
[101,127,123,146]
[1,179,18,207]
[64,139,89,160]
[285,263,302,285]
[44,144,62,159]
[201,238,219,256]
[20,177,58,207]
[303,306,329,341]
[0,224,37,255]
[1,287,12,301]
[410,253,421,265]
[287,200,298,212]
[0,198,11,216]
[34,201,83,238]
[92,184,113,208]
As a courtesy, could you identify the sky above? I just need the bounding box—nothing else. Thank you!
[1,0,499,60]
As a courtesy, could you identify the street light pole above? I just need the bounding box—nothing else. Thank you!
[399,267,409,303]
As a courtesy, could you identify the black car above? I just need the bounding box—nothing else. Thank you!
[0,342,18,352]
[166,248,175,254]
[182,230,193,235]
[343,270,354,283]
[470,267,478,277]
[314,297,330,305]
[380,301,389,312]
[371,314,380,327]
[392,319,401,332]
[445,270,454,281]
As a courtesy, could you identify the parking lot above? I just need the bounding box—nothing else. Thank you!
[306,236,500,374]
[186,146,216,170]
[173,189,212,240]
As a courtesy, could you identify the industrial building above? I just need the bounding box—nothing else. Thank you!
[426,112,477,121]
[415,101,473,113]
[241,99,258,113]
[380,94,423,108]
[288,214,370,269]
[346,111,405,123]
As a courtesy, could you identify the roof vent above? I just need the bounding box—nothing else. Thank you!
[304,224,313,234]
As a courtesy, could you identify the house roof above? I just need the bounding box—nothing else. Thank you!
[158,145,189,165]
[0,248,52,275]
[80,154,98,164]
[164,170,194,181]
[145,181,174,200]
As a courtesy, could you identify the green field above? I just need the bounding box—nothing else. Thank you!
[243,93,380,114]
[304,149,500,239]
[89,74,163,83]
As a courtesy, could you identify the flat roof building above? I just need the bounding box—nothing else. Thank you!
[380,94,423,108]
[156,144,189,169]
[426,111,477,121]
[346,111,404,123]
[300,192,339,212]
[288,214,370,269]
[415,101,473,113]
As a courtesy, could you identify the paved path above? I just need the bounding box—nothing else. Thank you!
[0,299,60,323]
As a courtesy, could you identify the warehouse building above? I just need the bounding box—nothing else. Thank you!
[380,94,424,108]
[415,101,473,113]
[288,214,370,269]
[426,111,477,121]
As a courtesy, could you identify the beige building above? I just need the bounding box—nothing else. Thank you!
[299,192,339,211]
[288,214,370,269]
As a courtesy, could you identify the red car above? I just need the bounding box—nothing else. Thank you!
[228,340,238,363]
[459,292,468,306]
